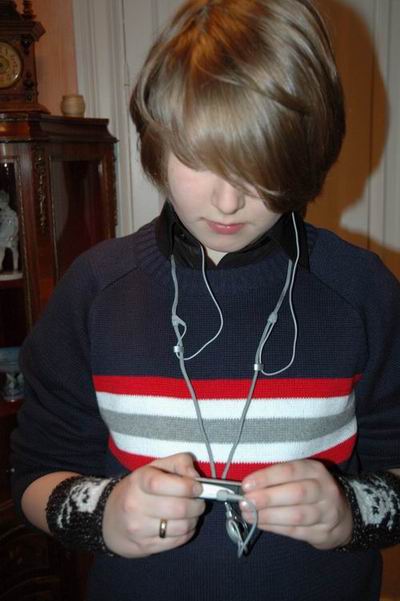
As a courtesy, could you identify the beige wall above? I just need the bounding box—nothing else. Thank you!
[309,0,400,280]
[16,0,78,115]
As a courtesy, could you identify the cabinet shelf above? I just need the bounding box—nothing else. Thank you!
[0,276,24,290]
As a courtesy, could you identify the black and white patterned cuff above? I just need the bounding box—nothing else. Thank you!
[46,475,123,553]
[334,471,400,551]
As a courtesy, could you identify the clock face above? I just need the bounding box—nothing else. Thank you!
[0,42,23,89]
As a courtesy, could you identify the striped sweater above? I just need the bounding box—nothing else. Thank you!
[95,374,359,479]
[12,217,400,601]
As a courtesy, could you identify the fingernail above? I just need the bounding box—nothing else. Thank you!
[242,480,255,491]
[240,500,250,510]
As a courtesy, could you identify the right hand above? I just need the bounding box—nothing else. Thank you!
[102,453,206,558]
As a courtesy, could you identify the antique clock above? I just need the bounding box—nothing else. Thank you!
[0,0,48,112]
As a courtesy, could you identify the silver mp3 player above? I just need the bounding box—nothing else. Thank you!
[196,477,242,500]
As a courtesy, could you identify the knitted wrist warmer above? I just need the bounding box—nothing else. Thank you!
[46,475,123,553]
[334,471,400,551]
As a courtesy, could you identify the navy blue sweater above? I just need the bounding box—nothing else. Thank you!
[11,218,400,601]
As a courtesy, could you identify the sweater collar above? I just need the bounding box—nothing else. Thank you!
[155,201,309,270]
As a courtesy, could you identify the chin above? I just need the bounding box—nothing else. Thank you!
[215,237,250,250]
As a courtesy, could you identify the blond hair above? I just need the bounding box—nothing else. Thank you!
[131,0,345,213]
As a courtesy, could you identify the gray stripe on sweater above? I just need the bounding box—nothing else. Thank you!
[99,406,354,443]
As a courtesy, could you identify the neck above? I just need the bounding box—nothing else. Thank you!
[205,247,227,265]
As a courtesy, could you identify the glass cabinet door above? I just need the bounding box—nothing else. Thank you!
[50,158,106,280]
[0,160,26,348]
[0,159,26,402]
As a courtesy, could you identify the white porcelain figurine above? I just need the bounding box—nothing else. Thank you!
[0,190,19,275]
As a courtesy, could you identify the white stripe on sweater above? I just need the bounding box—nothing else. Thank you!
[97,391,355,420]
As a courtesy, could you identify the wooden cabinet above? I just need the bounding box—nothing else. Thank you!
[0,112,117,600]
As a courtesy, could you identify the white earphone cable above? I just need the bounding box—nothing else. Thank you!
[170,212,301,556]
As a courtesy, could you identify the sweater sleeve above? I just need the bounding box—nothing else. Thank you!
[10,252,109,514]
[353,254,400,472]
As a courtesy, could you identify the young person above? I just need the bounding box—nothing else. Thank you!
[11,1,400,600]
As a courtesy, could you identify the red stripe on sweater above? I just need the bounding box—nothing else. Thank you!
[94,375,362,399]
[108,434,356,479]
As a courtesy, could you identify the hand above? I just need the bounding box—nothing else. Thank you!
[102,453,205,558]
[241,459,353,550]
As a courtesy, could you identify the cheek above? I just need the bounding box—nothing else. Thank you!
[254,205,280,230]
[169,182,205,218]
[169,192,188,214]
[168,172,195,203]
[168,185,188,217]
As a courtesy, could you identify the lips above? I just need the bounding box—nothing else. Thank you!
[206,220,245,235]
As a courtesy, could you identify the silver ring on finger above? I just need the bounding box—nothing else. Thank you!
[159,518,168,539]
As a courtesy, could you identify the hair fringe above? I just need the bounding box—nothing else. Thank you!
[131,0,345,213]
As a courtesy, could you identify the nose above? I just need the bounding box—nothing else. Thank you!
[211,178,245,214]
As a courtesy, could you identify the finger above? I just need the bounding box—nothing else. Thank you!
[243,478,321,509]
[139,464,203,498]
[242,460,328,492]
[126,528,198,557]
[144,495,206,520]
[151,517,199,540]
[137,518,200,554]
[152,453,199,478]
[242,504,321,528]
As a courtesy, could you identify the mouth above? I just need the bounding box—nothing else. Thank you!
[205,220,245,235]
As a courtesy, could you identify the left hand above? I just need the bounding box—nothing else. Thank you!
[241,459,353,550]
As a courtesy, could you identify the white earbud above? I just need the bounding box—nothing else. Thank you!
[224,501,252,557]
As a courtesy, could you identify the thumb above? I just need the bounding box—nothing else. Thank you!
[151,453,199,479]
